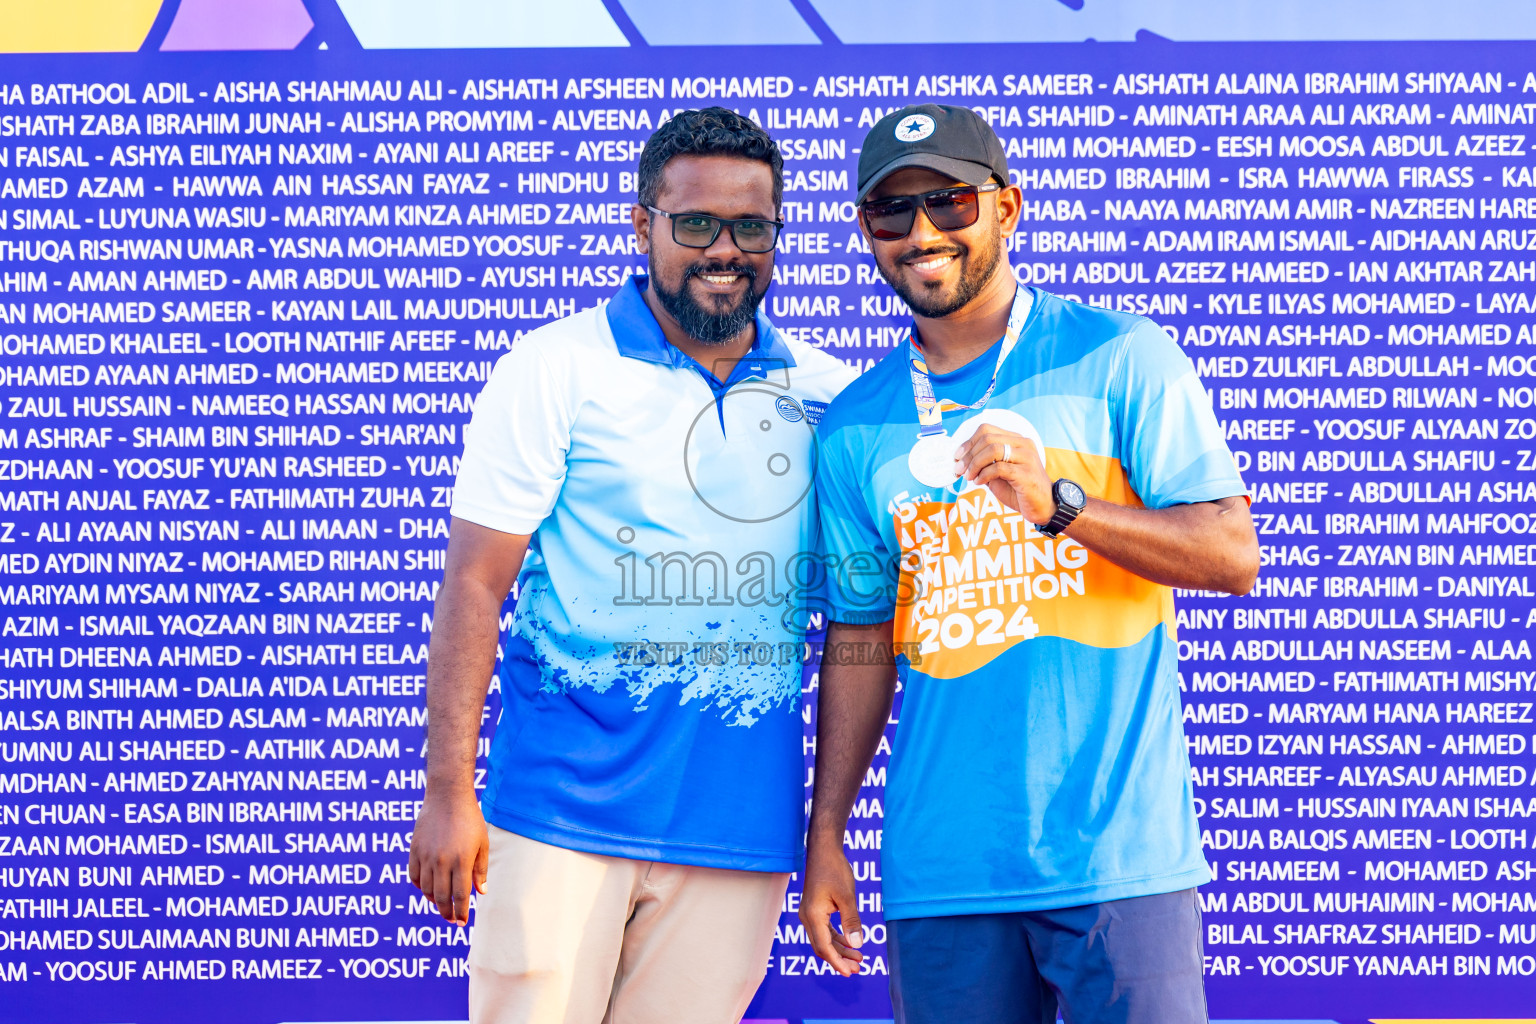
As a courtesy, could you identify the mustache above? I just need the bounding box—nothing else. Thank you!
[896,244,966,266]
[682,261,758,284]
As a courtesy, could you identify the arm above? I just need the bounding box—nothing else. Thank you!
[800,619,898,977]
[955,425,1260,595]
[1058,493,1256,594]
[408,518,530,925]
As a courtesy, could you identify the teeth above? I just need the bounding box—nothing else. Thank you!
[700,273,740,284]
[910,255,955,272]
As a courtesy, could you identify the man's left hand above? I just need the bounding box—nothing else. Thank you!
[954,425,1055,523]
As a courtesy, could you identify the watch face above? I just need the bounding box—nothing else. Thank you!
[1059,481,1086,508]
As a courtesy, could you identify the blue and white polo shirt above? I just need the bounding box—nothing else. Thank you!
[451,275,855,872]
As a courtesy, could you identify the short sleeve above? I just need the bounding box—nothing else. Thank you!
[815,424,899,624]
[1114,321,1248,509]
[450,339,573,535]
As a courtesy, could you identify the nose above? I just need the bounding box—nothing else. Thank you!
[703,220,745,261]
[906,203,948,250]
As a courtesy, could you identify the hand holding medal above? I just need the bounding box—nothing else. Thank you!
[904,285,1035,491]
[953,423,1054,522]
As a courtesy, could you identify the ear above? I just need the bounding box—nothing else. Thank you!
[632,203,652,255]
[995,183,1023,236]
[855,206,874,249]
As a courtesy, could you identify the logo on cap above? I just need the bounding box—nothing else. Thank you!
[894,113,935,143]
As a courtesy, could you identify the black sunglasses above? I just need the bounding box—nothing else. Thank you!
[645,206,783,253]
[859,183,1002,241]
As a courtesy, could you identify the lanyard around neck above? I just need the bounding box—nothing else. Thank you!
[906,286,1032,438]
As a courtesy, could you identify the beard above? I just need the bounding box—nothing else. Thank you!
[879,229,1003,319]
[649,258,764,345]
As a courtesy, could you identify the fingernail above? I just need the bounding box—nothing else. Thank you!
[848,928,864,949]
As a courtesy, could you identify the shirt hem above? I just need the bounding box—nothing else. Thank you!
[1156,485,1249,509]
[882,864,1212,921]
[826,607,896,626]
[483,806,801,874]
[448,502,543,537]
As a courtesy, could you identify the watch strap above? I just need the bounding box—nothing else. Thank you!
[1036,479,1084,538]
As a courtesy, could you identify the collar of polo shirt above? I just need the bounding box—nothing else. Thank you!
[606,274,796,389]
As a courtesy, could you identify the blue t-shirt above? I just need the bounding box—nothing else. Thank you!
[816,288,1247,917]
[451,277,854,871]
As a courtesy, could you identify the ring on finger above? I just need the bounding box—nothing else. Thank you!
[1001,443,1012,464]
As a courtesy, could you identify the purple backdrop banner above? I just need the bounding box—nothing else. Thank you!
[0,37,1534,1024]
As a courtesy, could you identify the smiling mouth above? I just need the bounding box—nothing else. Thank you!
[907,254,955,272]
[900,248,964,276]
[685,263,755,290]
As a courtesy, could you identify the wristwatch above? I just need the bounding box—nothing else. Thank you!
[1036,478,1086,537]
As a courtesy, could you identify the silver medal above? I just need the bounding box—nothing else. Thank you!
[908,433,958,489]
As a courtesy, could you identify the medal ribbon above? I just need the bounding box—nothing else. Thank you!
[905,286,1033,438]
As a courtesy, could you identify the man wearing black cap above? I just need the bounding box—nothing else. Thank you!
[800,103,1259,1023]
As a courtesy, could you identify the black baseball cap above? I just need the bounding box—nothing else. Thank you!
[856,104,1009,203]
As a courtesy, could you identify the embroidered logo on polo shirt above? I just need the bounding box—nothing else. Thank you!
[775,395,805,422]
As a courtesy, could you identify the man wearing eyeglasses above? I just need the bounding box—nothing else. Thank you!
[409,106,854,1024]
[801,104,1259,1023]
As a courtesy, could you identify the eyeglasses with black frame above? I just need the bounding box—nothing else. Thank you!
[645,206,784,253]
[859,182,1003,241]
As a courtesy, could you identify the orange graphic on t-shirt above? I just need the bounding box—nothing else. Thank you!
[892,448,1174,680]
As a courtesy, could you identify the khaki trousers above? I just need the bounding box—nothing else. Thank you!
[469,825,790,1024]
